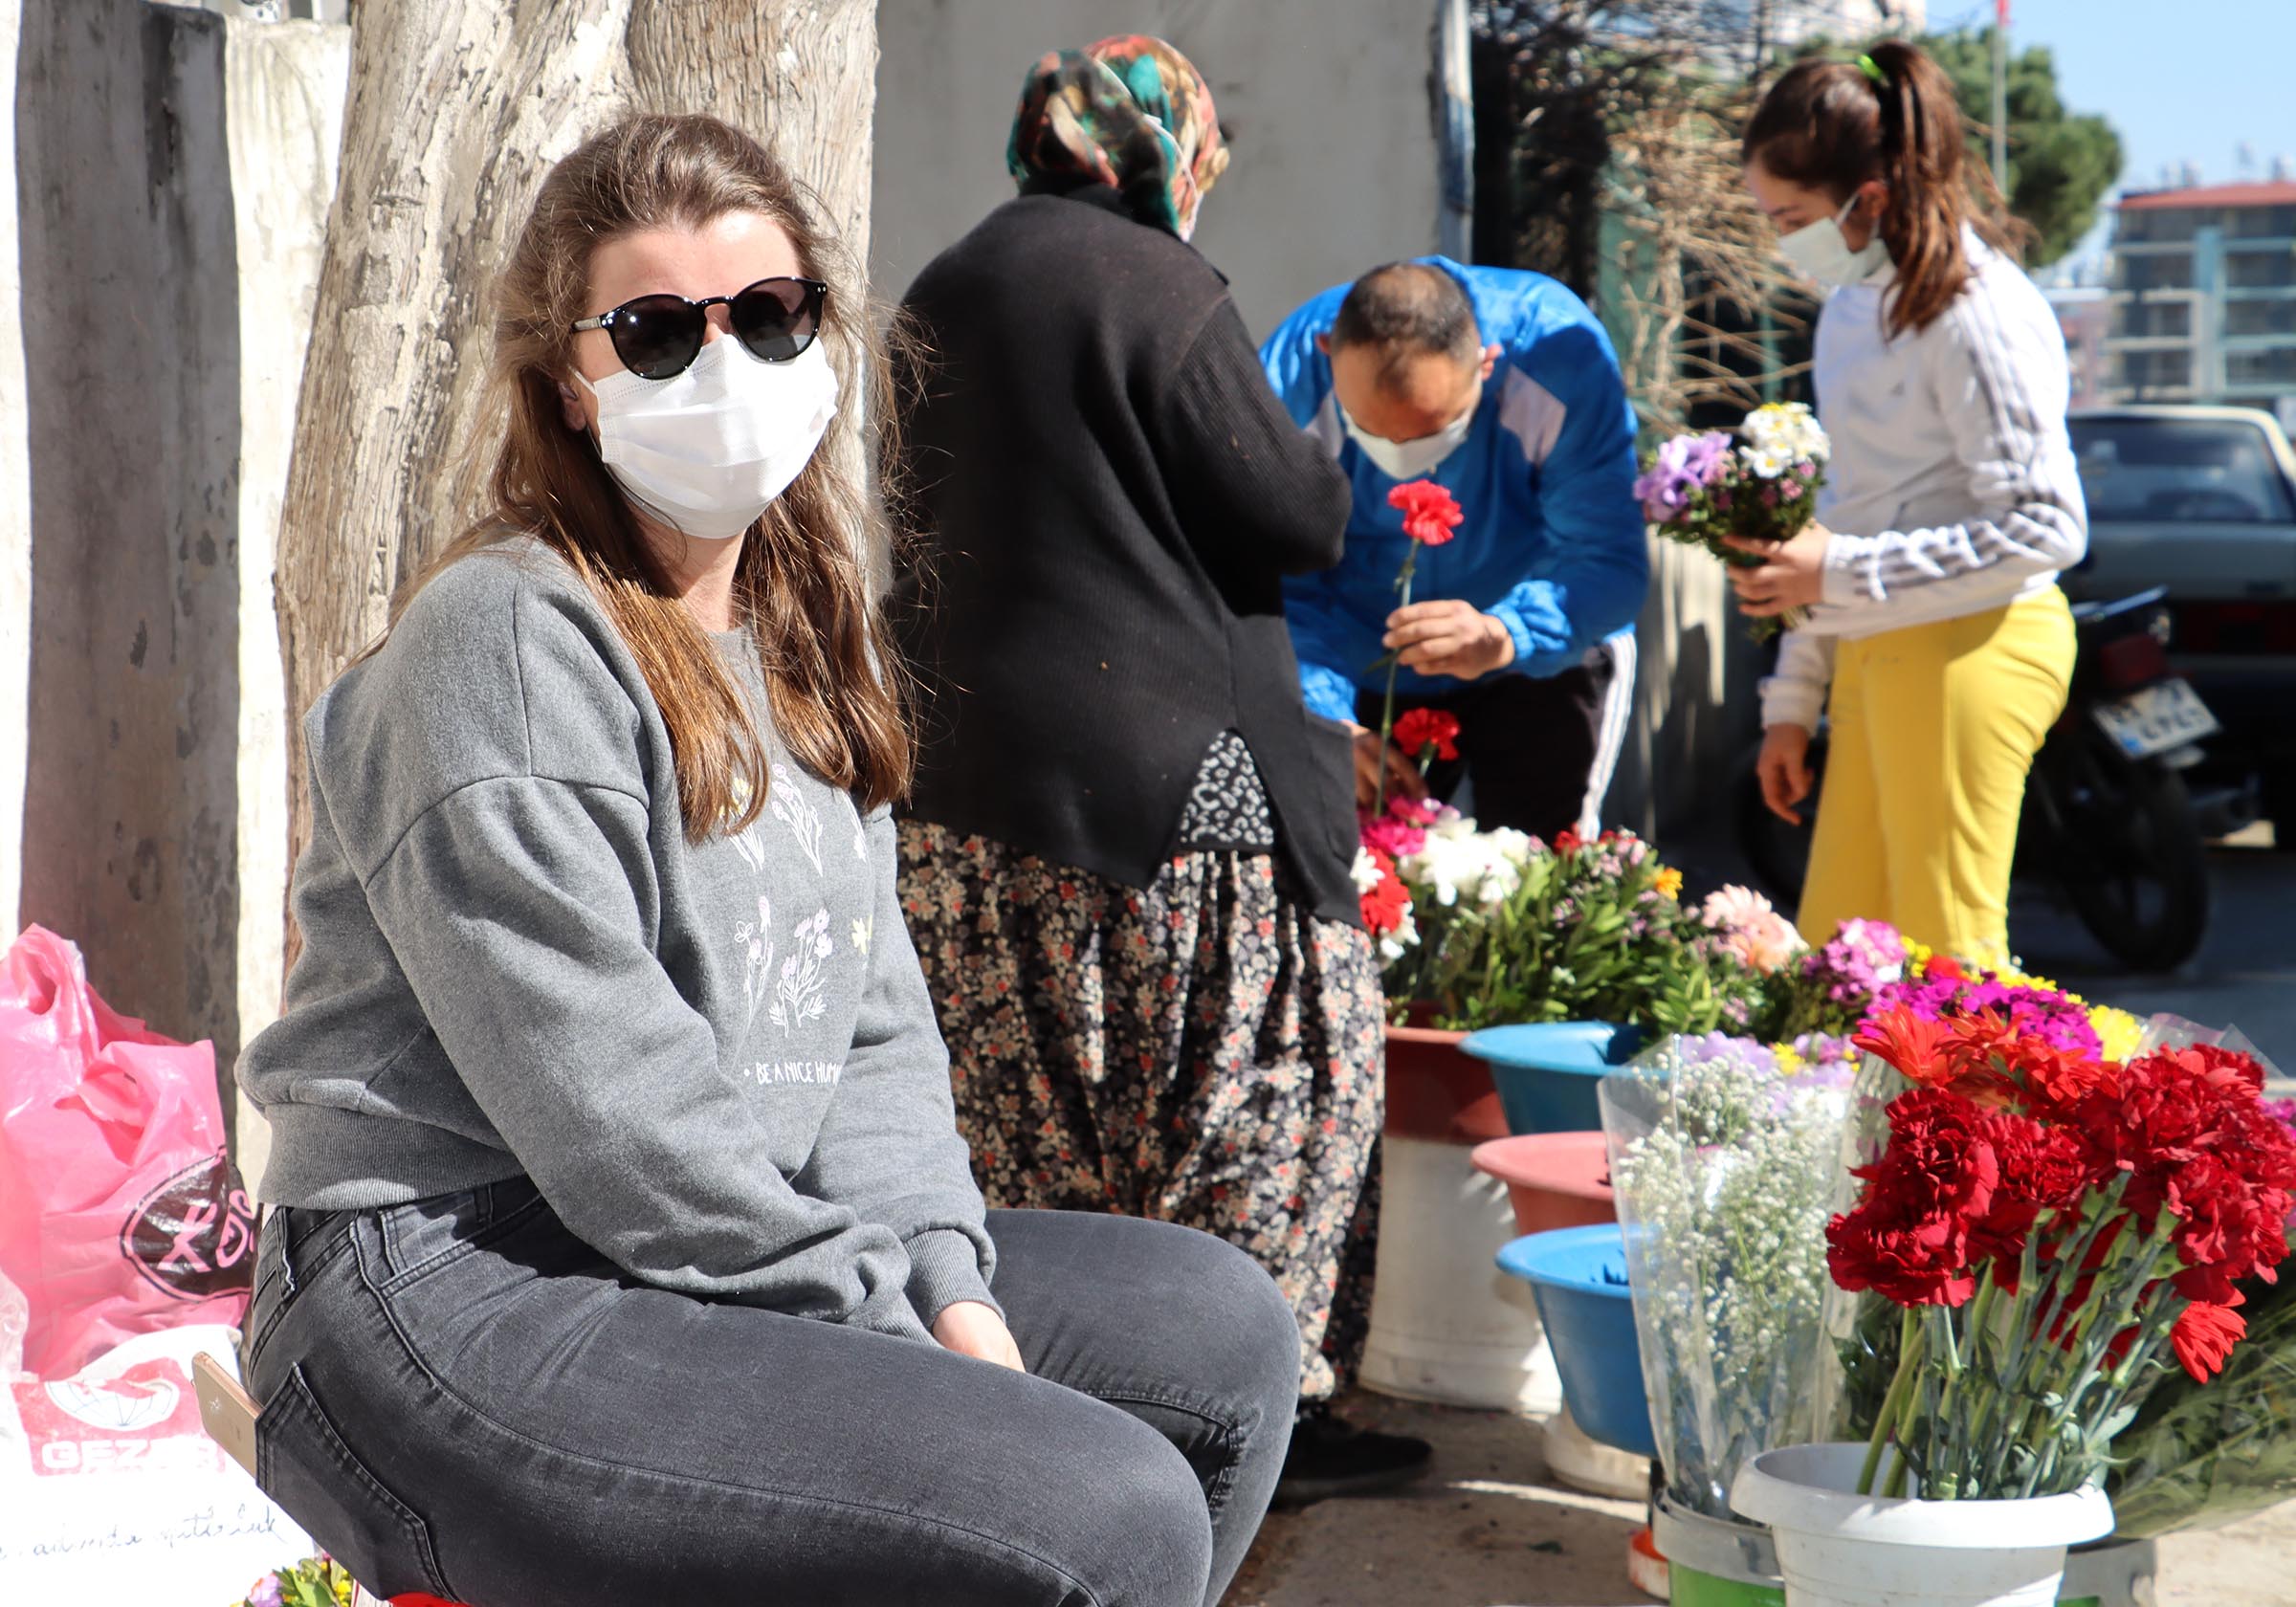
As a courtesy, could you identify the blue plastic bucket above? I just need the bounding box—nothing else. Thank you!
[1462,1022,1645,1134]
[1496,1223,1655,1457]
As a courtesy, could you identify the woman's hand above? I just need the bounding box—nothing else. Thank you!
[1723,525,1832,617]
[1347,722,1428,811]
[934,1301,1026,1373]
[1383,601,1516,680]
[1757,724,1817,826]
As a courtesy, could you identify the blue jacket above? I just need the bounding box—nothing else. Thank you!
[1260,258,1648,722]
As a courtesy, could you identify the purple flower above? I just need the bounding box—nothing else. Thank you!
[248,1576,285,1607]
[1675,1032,1778,1077]
[1868,971,2103,1058]
[1797,918,1908,1012]
[1681,431,1733,485]
[1634,432,1734,523]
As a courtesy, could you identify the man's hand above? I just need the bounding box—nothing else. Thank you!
[1346,722,1426,811]
[1757,724,1817,826]
[1723,525,1832,618]
[933,1301,1026,1373]
[1383,600,1515,680]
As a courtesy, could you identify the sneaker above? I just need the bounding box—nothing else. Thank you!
[1271,1400,1433,1508]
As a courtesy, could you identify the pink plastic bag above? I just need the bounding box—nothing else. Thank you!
[0,926,254,1379]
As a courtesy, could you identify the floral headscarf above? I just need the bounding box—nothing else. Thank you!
[1005,35,1228,240]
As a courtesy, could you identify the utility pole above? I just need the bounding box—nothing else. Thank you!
[1992,1,2010,195]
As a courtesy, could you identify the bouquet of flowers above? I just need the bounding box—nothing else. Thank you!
[1634,402,1829,640]
[1603,1031,1860,1519]
[1826,1011,2296,1501]
[1366,811,1759,1035]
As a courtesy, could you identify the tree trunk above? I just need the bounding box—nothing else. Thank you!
[274,0,879,969]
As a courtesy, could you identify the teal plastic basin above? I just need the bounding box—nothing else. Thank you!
[1496,1223,1655,1458]
[1463,1021,1645,1134]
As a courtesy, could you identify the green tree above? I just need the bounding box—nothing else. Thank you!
[1813,29,2123,268]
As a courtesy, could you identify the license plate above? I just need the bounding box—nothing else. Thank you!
[2093,678,2219,758]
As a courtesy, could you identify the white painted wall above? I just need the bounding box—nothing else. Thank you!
[872,0,1446,338]
[0,0,29,936]
[224,20,350,1189]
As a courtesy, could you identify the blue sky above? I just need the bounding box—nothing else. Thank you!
[1925,0,2296,196]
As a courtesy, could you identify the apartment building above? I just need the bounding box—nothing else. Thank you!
[2105,181,2296,414]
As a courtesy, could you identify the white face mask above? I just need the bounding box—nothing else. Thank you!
[1340,398,1477,482]
[578,336,839,540]
[1777,192,1890,289]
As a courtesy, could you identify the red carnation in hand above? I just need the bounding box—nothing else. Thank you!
[1393,708,1462,761]
[2171,1297,2247,1382]
[1388,480,1465,546]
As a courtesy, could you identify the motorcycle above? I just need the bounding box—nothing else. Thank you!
[1735,588,2253,973]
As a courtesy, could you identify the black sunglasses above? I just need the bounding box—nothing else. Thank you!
[571,275,829,381]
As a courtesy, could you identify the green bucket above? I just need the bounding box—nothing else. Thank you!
[1653,1497,1784,1607]
[1654,1495,2156,1607]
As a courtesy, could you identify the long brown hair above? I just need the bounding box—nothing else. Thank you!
[400,113,911,836]
[1743,41,2023,339]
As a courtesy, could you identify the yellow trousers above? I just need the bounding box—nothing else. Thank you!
[1798,588,2076,970]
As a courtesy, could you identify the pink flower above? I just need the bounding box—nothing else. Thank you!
[1700,885,1805,975]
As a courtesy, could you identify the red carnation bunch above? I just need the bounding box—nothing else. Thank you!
[1831,1023,2296,1502]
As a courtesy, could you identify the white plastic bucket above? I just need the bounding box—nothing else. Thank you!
[1730,1443,2114,1607]
[1358,1134,1563,1415]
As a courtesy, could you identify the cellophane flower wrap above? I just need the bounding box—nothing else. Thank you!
[1366,812,1759,1034]
[1601,1032,1858,1519]
[2100,1025,2296,1536]
[1633,402,1828,641]
[1821,998,2296,1503]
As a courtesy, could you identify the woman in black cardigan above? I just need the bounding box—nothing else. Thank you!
[892,35,1425,1501]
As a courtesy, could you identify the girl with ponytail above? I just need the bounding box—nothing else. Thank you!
[1730,40,2087,968]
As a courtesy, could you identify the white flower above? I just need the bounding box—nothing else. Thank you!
[1350,847,1385,895]
[1743,402,1829,465]
[1739,442,1796,480]
[1377,909,1420,961]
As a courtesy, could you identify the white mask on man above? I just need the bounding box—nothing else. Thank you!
[578,336,839,540]
[1340,399,1477,482]
[1776,191,1890,289]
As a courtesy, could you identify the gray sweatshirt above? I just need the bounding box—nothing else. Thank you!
[239,539,996,1345]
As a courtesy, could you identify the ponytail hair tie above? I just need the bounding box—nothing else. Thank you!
[1855,53,1889,87]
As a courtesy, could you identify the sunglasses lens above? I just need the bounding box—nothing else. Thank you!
[732,279,825,363]
[608,296,706,380]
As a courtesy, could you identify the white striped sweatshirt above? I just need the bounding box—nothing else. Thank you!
[1758,229,2088,732]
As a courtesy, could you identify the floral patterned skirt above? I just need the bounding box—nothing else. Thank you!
[896,820,1387,1400]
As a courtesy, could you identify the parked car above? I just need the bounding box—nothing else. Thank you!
[2063,405,2296,827]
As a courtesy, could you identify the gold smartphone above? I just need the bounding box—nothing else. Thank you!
[191,1350,260,1478]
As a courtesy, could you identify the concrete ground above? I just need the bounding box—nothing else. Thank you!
[1230,842,2296,1606]
[1225,1396,2296,1607]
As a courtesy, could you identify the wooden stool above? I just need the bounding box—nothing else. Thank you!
[192,1354,474,1607]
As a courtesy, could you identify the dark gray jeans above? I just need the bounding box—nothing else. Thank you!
[243,1178,1299,1607]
